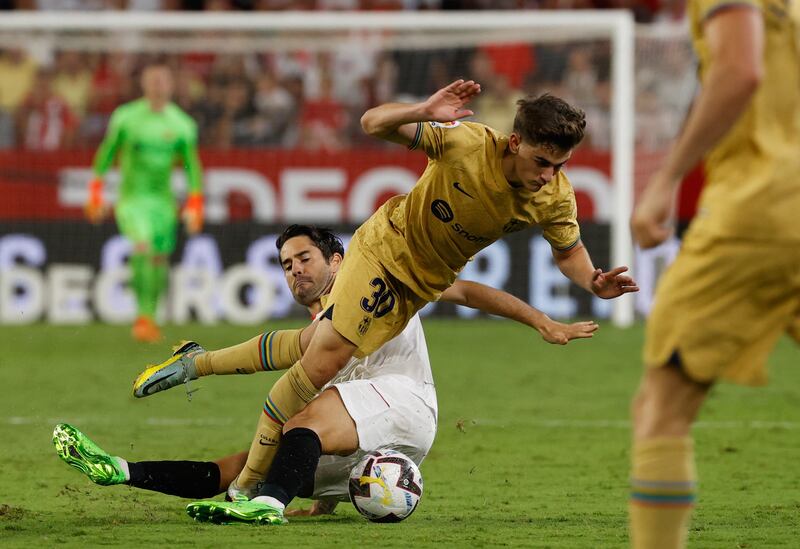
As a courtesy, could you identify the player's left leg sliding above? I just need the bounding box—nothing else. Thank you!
[231,361,319,493]
[54,424,225,498]
[188,427,321,525]
[53,424,127,486]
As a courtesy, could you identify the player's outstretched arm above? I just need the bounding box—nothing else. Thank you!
[440,280,598,345]
[360,79,481,146]
[632,7,763,249]
[551,241,639,299]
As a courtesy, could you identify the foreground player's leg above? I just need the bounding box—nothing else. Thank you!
[53,424,244,498]
[132,328,307,398]
[230,320,355,495]
[53,424,127,486]
[188,388,357,524]
[629,364,709,549]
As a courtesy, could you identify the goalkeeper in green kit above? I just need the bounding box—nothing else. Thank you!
[85,64,204,343]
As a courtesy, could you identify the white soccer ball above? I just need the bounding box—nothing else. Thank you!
[348,449,423,522]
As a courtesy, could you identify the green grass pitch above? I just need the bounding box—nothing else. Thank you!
[1,320,798,547]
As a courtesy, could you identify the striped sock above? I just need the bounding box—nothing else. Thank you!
[236,361,319,488]
[629,437,696,549]
[194,329,303,376]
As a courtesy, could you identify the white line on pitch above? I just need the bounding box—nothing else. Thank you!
[5,416,800,430]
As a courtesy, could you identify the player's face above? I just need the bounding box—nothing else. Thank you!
[509,135,572,192]
[279,236,341,307]
[141,66,174,103]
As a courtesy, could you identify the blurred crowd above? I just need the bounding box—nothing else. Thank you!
[0,19,694,153]
[1,0,685,24]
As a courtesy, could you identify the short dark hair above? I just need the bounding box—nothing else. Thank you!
[275,224,345,262]
[513,94,586,152]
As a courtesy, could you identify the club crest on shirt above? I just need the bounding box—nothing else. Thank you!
[429,121,461,129]
[503,219,527,233]
[358,315,372,336]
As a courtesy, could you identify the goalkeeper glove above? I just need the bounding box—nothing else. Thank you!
[182,191,204,235]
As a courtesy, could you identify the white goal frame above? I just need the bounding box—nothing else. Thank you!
[0,10,636,327]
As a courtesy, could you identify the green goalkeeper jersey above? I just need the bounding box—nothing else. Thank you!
[93,98,202,201]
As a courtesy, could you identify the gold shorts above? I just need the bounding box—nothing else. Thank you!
[644,234,800,386]
[324,234,427,358]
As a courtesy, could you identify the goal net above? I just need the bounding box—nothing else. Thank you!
[0,12,693,326]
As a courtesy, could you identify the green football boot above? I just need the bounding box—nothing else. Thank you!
[132,341,204,398]
[52,423,126,486]
[186,500,287,525]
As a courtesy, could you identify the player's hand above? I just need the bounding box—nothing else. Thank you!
[590,266,639,299]
[538,319,599,345]
[631,170,679,249]
[182,192,204,235]
[84,177,109,224]
[285,500,338,517]
[422,79,482,123]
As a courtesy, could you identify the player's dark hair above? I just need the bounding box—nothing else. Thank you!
[513,94,586,152]
[275,224,345,262]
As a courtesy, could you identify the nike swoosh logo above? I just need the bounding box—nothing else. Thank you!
[258,437,279,447]
[453,181,475,199]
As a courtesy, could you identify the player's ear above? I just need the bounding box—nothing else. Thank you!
[329,253,343,273]
[508,132,521,154]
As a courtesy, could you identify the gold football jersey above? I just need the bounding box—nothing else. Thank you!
[688,0,800,241]
[355,121,580,301]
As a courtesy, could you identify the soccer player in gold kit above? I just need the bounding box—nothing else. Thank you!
[629,1,800,547]
[137,80,639,524]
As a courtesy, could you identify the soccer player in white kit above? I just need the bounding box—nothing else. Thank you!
[54,225,597,518]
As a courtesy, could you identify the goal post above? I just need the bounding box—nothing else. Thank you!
[0,10,637,326]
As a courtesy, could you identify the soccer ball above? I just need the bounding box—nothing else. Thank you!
[348,449,423,523]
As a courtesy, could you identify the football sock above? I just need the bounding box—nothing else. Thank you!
[194,329,304,376]
[113,457,131,482]
[151,256,169,314]
[129,252,150,317]
[252,495,285,510]
[130,252,166,318]
[126,460,221,499]
[258,427,322,505]
[630,437,696,549]
[236,361,319,488]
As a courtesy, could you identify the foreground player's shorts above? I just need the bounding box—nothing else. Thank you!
[310,374,437,501]
[324,234,427,358]
[115,196,178,255]
[644,232,800,385]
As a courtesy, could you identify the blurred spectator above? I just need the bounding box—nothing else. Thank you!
[582,79,611,150]
[251,72,295,145]
[214,78,258,147]
[0,49,37,112]
[52,50,94,117]
[15,68,78,150]
[473,74,520,135]
[299,75,348,150]
[562,46,598,109]
[635,83,677,151]
[0,109,14,148]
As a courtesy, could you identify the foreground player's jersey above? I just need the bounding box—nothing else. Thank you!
[357,121,579,301]
[92,98,202,200]
[688,0,800,241]
[323,314,437,419]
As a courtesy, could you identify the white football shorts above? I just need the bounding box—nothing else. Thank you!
[310,374,437,501]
